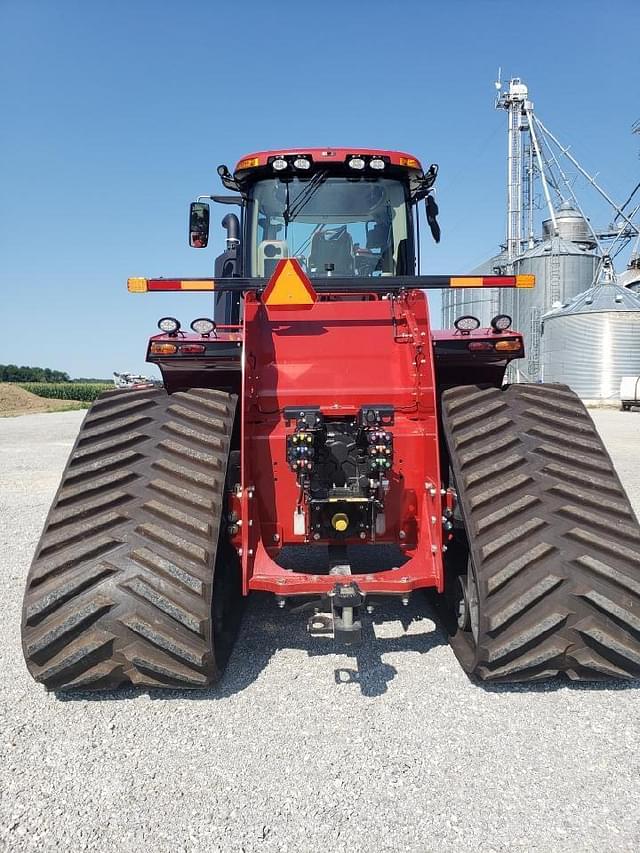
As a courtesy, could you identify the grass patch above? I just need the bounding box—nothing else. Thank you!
[19,382,111,402]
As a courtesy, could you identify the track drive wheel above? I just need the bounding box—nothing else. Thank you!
[21,387,241,691]
[441,384,640,682]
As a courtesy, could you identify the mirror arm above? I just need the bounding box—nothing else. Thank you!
[213,195,245,206]
[196,194,245,206]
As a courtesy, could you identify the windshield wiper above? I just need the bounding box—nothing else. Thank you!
[283,170,329,225]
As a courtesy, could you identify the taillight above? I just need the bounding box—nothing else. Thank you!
[150,342,177,355]
[466,339,522,353]
[179,344,206,354]
[467,342,494,352]
[495,340,522,352]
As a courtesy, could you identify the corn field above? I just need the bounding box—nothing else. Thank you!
[20,382,112,402]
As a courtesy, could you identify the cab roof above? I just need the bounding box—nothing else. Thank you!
[234,148,424,174]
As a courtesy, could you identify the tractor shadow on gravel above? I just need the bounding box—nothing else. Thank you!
[55,593,448,701]
[223,593,450,698]
[54,592,638,702]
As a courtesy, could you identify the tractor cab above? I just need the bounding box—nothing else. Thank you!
[188,149,439,323]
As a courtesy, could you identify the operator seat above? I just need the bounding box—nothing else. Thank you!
[309,227,355,276]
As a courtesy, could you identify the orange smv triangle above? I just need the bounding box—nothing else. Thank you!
[263,258,317,309]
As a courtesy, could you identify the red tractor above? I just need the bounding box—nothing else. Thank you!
[22,148,640,690]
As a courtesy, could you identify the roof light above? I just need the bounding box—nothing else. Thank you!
[190,317,216,336]
[348,157,366,170]
[293,157,311,170]
[272,158,288,171]
[454,315,480,333]
[490,314,512,332]
[369,158,386,170]
[158,317,181,334]
[236,157,259,170]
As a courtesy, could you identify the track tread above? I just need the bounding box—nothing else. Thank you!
[442,383,640,682]
[22,387,238,691]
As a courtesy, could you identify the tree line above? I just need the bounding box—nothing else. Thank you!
[1,364,71,383]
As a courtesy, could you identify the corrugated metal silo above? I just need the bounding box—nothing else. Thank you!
[541,283,640,400]
[510,203,600,381]
[541,201,596,244]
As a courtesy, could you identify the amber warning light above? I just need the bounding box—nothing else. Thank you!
[262,259,317,309]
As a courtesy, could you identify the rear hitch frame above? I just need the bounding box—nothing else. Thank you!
[304,581,364,644]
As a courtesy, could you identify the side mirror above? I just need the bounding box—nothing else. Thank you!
[189,201,210,248]
[425,194,441,244]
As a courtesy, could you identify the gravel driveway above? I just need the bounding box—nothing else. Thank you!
[1,409,639,852]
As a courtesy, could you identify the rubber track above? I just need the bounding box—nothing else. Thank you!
[442,383,640,682]
[21,387,237,691]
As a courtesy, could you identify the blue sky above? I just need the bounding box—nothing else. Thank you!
[2,0,639,378]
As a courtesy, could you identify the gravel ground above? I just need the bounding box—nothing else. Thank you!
[1,409,639,852]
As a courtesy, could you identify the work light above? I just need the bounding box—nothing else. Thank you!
[293,157,311,170]
[490,314,513,332]
[190,318,216,336]
[157,317,181,334]
[454,315,481,333]
[348,157,366,170]
[272,158,288,171]
[369,158,386,170]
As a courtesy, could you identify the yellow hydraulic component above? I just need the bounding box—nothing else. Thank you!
[331,513,349,532]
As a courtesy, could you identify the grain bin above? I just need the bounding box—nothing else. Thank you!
[541,282,640,401]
